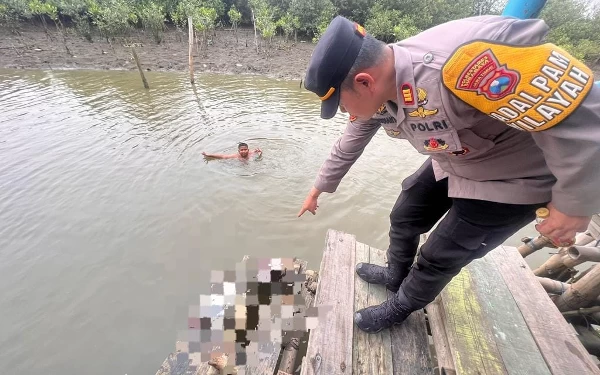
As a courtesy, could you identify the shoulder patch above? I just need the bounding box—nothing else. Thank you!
[442,41,594,131]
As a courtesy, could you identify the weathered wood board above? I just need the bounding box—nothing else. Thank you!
[301,230,356,375]
[352,243,394,374]
[425,297,454,373]
[491,246,600,375]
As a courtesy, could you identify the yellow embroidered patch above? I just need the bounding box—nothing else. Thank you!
[442,41,594,131]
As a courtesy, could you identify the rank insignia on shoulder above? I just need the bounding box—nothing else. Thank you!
[442,41,594,132]
[401,83,415,106]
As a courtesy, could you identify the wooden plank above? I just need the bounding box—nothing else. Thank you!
[425,297,454,374]
[302,229,356,375]
[441,267,508,374]
[366,247,393,374]
[491,246,600,375]
[353,241,371,374]
[468,254,551,375]
[375,251,432,375]
[389,306,433,374]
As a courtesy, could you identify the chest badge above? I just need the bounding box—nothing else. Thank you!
[408,88,439,118]
[424,137,449,151]
[385,128,401,137]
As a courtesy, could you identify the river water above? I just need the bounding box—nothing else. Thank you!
[0,69,550,374]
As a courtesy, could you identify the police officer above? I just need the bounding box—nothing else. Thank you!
[298,15,600,333]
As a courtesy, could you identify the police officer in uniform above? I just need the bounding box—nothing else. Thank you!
[298,15,600,333]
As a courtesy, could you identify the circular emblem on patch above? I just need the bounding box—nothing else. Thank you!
[489,75,513,95]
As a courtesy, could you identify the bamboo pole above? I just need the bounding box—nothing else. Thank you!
[562,306,600,318]
[131,47,149,89]
[537,276,568,295]
[518,235,553,257]
[188,17,194,84]
[566,245,600,266]
[533,232,596,277]
[571,264,598,284]
[554,264,600,311]
[533,248,569,278]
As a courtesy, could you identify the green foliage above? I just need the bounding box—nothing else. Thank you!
[276,11,298,40]
[172,0,219,31]
[392,16,421,41]
[91,0,137,39]
[364,1,400,42]
[541,0,600,64]
[0,0,599,69]
[194,6,217,32]
[287,0,335,39]
[28,0,59,21]
[249,0,276,40]
[1,0,33,25]
[227,4,240,26]
[139,1,165,43]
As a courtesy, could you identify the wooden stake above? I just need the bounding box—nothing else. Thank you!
[188,17,194,84]
[251,9,258,53]
[131,47,149,89]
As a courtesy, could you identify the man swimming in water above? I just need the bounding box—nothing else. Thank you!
[202,142,262,160]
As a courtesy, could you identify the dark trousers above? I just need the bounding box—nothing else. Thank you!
[388,159,545,310]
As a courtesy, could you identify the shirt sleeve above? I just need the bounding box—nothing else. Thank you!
[314,118,382,193]
[530,85,600,216]
[494,16,600,216]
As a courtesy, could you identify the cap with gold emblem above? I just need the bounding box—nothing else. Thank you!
[303,16,367,119]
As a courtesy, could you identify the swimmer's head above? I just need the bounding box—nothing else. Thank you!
[238,142,249,158]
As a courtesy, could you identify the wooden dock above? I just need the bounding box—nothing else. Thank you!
[299,229,600,375]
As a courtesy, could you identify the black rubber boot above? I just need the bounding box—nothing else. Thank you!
[354,296,412,334]
[355,262,403,292]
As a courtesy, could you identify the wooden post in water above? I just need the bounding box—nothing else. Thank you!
[188,17,195,84]
[131,47,149,89]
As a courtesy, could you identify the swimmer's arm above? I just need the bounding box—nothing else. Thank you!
[202,152,238,159]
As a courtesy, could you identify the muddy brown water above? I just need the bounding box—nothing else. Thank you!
[0,69,552,375]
